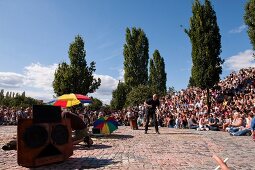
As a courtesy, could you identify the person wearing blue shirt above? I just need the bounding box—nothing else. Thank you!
[251,116,255,141]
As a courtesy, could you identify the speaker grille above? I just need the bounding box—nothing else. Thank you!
[23,125,48,148]
[51,124,69,145]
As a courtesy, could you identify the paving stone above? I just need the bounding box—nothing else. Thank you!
[0,126,255,169]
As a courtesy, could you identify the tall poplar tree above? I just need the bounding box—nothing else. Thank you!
[185,0,223,114]
[53,35,101,96]
[123,27,149,88]
[149,50,167,96]
[244,0,255,50]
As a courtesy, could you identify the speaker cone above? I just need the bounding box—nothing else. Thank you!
[51,124,69,145]
[23,125,48,148]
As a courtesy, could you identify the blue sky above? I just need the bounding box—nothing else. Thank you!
[0,0,254,104]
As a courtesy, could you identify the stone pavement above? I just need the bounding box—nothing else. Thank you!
[0,125,255,170]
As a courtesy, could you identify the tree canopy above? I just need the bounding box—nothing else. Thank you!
[110,81,129,110]
[185,0,223,113]
[123,27,149,88]
[244,0,255,50]
[53,35,101,96]
[125,85,152,107]
[148,50,167,96]
[185,0,223,89]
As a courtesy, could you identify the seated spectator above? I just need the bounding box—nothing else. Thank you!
[188,115,199,129]
[227,111,243,133]
[197,114,209,131]
[181,115,188,128]
[251,113,255,141]
[230,112,253,136]
[222,114,231,131]
[168,114,175,128]
[208,113,220,131]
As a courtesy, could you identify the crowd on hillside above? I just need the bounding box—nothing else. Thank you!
[125,67,255,137]
[1,67,255,139]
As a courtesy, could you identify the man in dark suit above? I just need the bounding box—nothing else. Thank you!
[144,94,160,134]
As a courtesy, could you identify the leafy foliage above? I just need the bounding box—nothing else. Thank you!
[53,35,101,96]
[123,27,149,88]
[148,50,167,96]
[185,0,223,89]
[244,0,255,50]
[88,97,103,111]
[185,0,224,113]
[125,85,152,107]
[110,81,129,110]
[0,89,42,107]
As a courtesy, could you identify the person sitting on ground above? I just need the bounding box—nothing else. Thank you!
[226,111,243,132]
[188,114,199,129]
[230,112,253,136]
[222,114,231,131]
[227,111,243,134]
[208,113,220,131]
[197,114,209,131]
[251,113,255,141]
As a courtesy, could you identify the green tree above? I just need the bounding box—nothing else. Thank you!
[244,0,255,50]
[21,91,26,98]
[125,85,152,107]
[110,81,129,110]
[6,92,9,98]
[53,35,101,96]
[123,27,149,88]
[53,62,72,95]
[167,86,176,96]
[88,98,103,111]
[0,89,4,101]
[149,58,156,93]
[149,50,167,96]
[188,76,196,87]
[185,0,223,114]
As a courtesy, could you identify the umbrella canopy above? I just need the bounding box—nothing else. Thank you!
[93,116,118,134]
[48,93,92,108]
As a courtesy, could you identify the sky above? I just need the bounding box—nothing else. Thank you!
[0,0,255,104]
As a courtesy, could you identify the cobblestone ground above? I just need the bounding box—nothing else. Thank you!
[0,125,254,170]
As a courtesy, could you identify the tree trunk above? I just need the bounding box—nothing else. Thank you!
[206,88,211,114]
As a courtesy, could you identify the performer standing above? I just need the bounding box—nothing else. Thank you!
[144,94,160,134]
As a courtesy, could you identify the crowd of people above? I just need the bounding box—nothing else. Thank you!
[125,67,255,139]
[0,106,32,125]
[1,67,255,140]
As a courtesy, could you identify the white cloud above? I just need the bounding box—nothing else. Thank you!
[224,49,255,71]
[24,63,58,91]
[89,74,119,104]
[0,72,25,88]
[229,24,247,34]
[0,63,121,105]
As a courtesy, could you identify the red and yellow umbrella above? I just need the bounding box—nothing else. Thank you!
[48,93,92,108]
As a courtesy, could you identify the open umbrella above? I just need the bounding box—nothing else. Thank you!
[48,93,92,108]
[93,116,118,134]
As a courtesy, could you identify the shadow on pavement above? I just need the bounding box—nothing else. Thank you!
[92,134,134,140]
[74,144,112,150]
[38,157,119,169]
[158,132,201,135]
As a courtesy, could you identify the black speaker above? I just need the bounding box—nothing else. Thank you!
[18,105,73,168]
[33,105,61,123]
